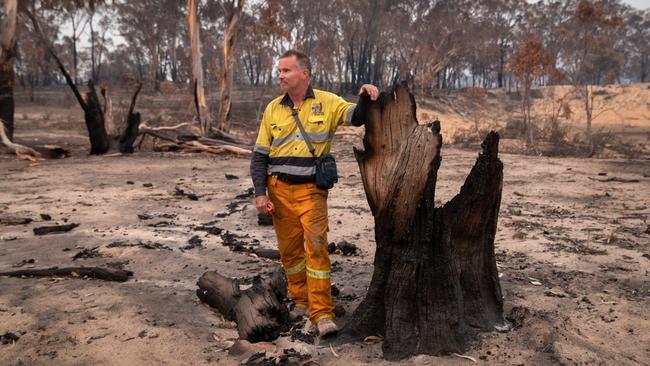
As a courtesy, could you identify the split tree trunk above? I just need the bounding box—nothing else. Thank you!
[23,9,110,154]
[215,0,245,133]
[347,84,504,360]
[117,81,143,153]
[83,81,110,154]
[196,266,291,342]
[0,0,17,141]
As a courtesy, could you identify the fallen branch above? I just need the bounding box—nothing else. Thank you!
[208,127,246,145]
[141,122,192,132]
[0,266,133,282]
[137,121,252,156]
[0,123,42,161]
[183,140,251,156]
[149,137,251,156]
[33,223,79,235]
[588,177,640,183]
[197,136,251,149]
[0,215,32,225]
[1,123,68,160]
[252,248,280,260]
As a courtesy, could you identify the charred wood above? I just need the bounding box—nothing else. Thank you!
[0,266,133,282]
[346,84,504,359]
[197,267,291,342]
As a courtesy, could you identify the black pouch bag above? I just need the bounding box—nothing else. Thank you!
[291,109,338,190]
[315,154,338,189]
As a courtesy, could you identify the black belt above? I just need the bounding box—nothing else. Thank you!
[272,173,315,185]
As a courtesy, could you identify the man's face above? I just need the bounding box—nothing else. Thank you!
[277,56,309,93]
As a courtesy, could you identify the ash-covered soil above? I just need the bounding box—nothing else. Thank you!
[1,86,649,365]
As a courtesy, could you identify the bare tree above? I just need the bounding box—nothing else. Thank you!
[0,0,17,141]
[510,37,561,150]
[117,0,182,90]
[188,0,210,136]
[215,0,245,133]
[558,0,624,153]
[624,8,649,82]
[62,3,90,84]
[88,6,113,83]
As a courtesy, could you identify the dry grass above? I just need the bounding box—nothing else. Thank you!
[415,83,650,158]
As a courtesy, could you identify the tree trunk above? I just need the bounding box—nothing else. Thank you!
[24,8,111,154]
[188,0,210,136]
[117,81,143,153]
[215,0,245,133]
[89,10,97,83]
[196,266,291,342]
[100,86,116,136]
[346,84,504,360]
[83,81,110,154]
[0,0,17,141]
[583,85,594,154]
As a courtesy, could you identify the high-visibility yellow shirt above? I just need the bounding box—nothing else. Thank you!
[253,86,355,181]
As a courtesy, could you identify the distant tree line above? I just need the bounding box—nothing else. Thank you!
[7,0,650,94]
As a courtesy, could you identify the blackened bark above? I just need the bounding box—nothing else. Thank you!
[0,0,16,141]
[118,81,142,153]
[197,267,291,342]
[23,9,112,155]
[0,266,133,282]
[347,84,504,359]
[0,49,14,141]
[84,81,110,154]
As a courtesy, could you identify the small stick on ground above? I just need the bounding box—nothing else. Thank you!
[0,266,133,282]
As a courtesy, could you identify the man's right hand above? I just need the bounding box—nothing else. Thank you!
[255,195,275,215]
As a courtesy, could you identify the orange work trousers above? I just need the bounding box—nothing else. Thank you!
[267,176,334,323]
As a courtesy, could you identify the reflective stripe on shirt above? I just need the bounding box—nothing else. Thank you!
[268,164,316,176]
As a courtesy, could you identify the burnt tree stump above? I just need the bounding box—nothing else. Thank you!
[84,81,110,154]
[197,266,291,342]
[347,84,504,359]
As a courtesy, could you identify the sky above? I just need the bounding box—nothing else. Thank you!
[622,0,650,10]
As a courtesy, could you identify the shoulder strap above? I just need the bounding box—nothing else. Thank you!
[290,108,317,159]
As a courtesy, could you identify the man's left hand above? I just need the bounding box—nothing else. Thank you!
[359,84,379,101]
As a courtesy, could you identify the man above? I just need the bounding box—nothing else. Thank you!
[250,49,378,337]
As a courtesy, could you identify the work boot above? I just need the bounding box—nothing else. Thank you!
[317,318,338,337]
[289,305,309,320]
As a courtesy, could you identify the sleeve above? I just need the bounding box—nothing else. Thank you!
[331,94,357,129]
[349,94,371,127]
[250,105,273,196]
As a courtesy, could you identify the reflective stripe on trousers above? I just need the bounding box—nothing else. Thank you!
[267,176,334,324]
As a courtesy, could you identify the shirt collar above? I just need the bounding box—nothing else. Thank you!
[280,85,315,108]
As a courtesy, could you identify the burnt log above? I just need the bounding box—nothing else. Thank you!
[252,248,280,260]
[0,266,133,282]
[33,223,79,235]
[346,84,504,359]
[197,267,291,342]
